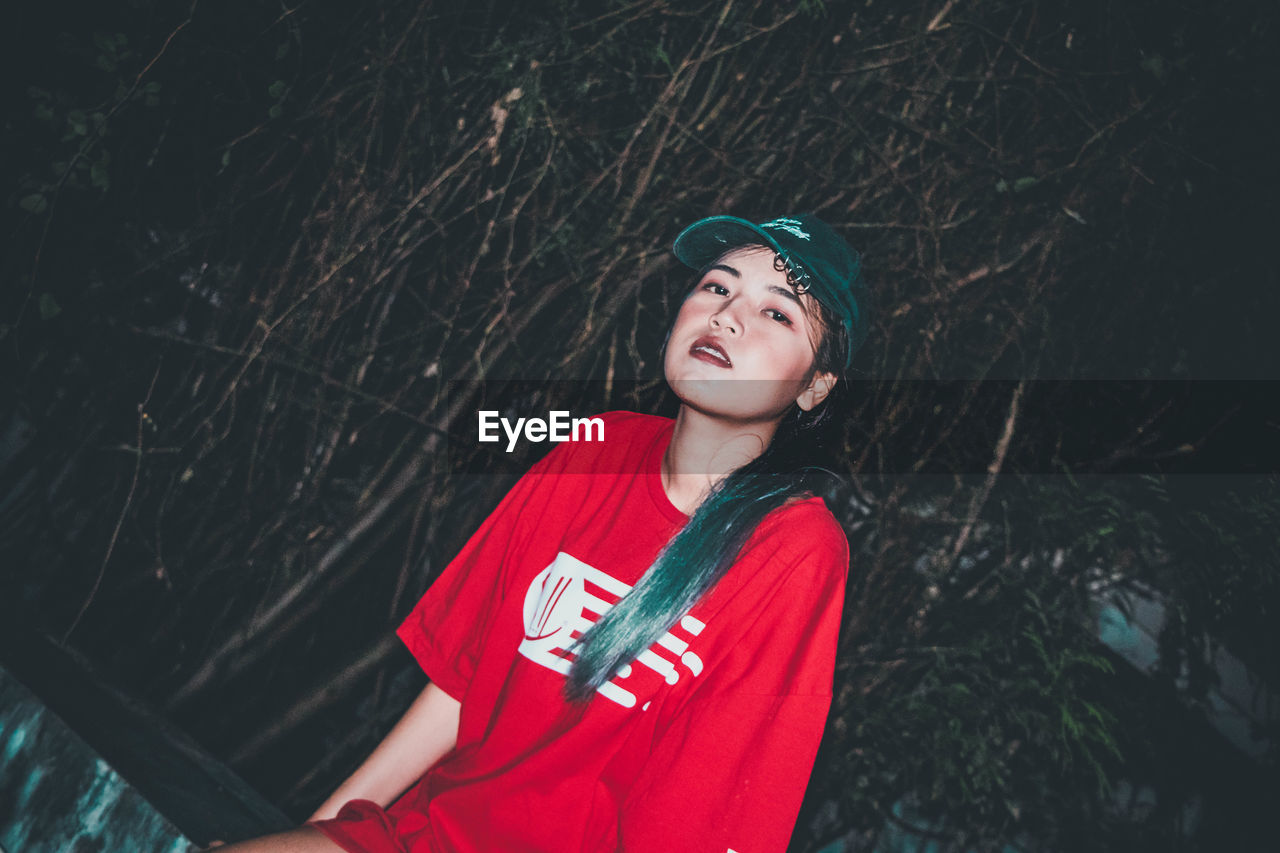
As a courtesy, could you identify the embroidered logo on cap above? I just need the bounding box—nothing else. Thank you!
[761,217,811,241]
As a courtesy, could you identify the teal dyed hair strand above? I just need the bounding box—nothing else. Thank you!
[563,413,832,701]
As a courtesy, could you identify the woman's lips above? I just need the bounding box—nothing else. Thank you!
[690,336,732,368]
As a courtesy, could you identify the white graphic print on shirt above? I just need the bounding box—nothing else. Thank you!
[517,551,706,708]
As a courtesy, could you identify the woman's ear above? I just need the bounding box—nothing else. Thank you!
[796,371,837,411]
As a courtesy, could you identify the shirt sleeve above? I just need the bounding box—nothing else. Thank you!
[616,505,849,853]
[394,440,573,702]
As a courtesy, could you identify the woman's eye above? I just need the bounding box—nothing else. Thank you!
[765,308,793,325]
[702,282,729,296]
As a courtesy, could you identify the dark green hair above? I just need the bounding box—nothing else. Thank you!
[564,258,856,701]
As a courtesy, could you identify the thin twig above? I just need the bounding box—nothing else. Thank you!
[63,365,162,643]
[949,378,1027,566]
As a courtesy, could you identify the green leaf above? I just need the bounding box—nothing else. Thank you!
[221,149,232,168]
[653,44,673,73]
[68,109,88,136]
[90,160,110,190]
[19,193,48,214]
[268,80,287,99]
[38,293,61,320]
[1013,176,1038,193]
[268,103,283,119]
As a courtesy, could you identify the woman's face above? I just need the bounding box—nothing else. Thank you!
[663,245,836,425]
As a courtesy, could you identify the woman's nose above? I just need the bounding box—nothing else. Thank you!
[710,306,740,334]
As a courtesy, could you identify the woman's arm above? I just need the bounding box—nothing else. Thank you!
[306,682,461,821]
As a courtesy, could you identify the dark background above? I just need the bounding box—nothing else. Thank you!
[3,1,1278,849]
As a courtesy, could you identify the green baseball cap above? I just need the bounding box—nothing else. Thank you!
[673,214,869,367]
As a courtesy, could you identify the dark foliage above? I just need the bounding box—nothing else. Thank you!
[3,1,1277,850]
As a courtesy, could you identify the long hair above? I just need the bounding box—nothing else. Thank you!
[564,263,855,701]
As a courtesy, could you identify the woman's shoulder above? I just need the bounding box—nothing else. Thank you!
[578,410,670,450]
[711,496,849,626]
[756,495,850,560]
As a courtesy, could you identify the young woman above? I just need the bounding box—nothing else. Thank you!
[213,213,870,853]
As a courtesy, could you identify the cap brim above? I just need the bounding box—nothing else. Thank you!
[672,215,787,270]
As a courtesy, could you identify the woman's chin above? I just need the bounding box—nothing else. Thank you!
[667,378,792,425]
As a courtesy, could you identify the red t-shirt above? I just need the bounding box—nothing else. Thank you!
[311,411,848,852]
